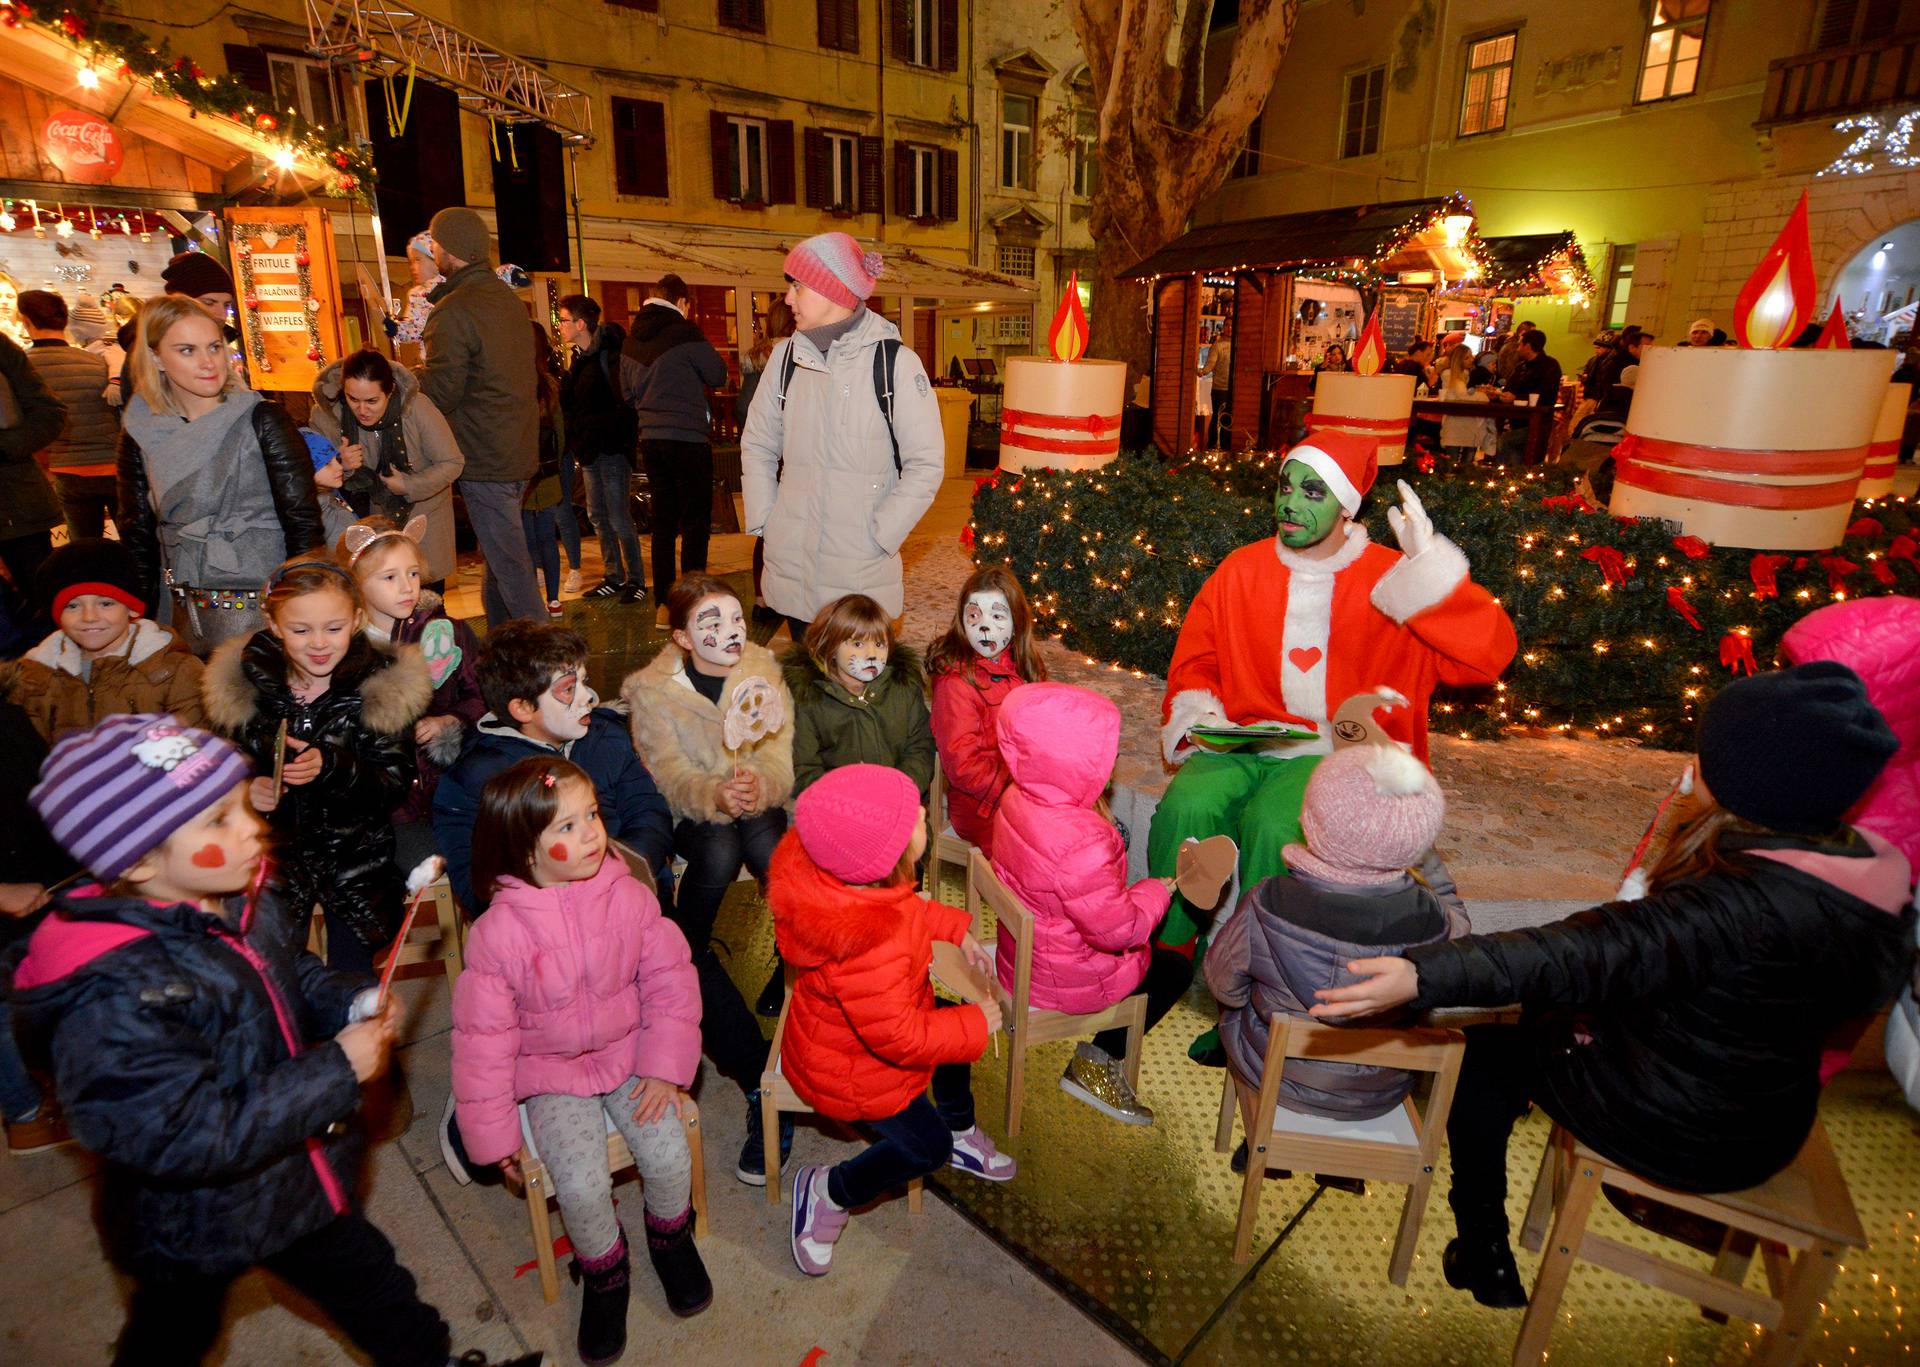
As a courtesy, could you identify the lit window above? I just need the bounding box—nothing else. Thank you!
[1606,245,1637,330]
[1342,66,1385,158]
[1002,93,1035,190]
[728,115,768,203]
[1639,0,1710,102]
[997,244,1035,279]
[1459,32,1516,136]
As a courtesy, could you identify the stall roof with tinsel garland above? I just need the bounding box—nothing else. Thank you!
[1120,193,1490,283]
[1471,232,1596,299]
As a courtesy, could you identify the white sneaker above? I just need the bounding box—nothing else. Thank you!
[562,568,582,595]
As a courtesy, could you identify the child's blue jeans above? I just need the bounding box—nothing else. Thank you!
[827,1013,976,1209]
[0,993,41,1122]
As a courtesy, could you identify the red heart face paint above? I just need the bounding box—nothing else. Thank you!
[547,843,570,863]
[190,843,227,868]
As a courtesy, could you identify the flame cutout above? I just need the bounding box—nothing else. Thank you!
[1733,191,1817,349]
[1352,308,1385,377]
[1048,271,1089,362]
[1814,299,1851,349]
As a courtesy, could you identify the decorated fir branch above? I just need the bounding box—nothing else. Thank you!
[967,451,1919,749]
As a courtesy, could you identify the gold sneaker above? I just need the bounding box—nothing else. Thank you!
[1059,1043,1153,1125]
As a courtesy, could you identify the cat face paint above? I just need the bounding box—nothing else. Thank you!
[963,590,1013,659]
[536,665,594,742]
[689,595,747,670]
[1273,458,1342,549]
[833,635,888,688]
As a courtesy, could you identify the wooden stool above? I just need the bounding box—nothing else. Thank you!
[307,878,465,993]
[967,850,1147,1139]
[1214,1013,1463,1278]
[923,759,984,939]
[519,1094,708,1304]
[759,968,923,1213]
[1514,1120,1866,1367]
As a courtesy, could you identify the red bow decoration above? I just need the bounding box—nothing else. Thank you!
[959,525,976,550]
[1667,585,1703,630]
[1871,558,1897,586]
[972,472,1001,494]
[1540,493,1596,514]
[1579,545,1631,585]
[1844,517,1884,540]
[1817,554,1858,594]
[1415,452,1436,474]
[1671,535,1711,560]
[1888,534,1919,570]
[1749,552,1791,599]
[1719,631,1757,676]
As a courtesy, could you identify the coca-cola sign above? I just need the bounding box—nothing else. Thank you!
[43,109,124,184]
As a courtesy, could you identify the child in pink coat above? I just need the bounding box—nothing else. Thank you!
[450,755,707,1361]
[990,682,1190,1127]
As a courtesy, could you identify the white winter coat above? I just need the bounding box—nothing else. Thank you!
[739,308,945,620]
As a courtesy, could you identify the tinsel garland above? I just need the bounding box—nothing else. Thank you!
[969,451,1919,748]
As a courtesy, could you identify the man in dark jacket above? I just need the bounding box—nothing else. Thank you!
[557,294,648,604]
[1491,328,1563,463]
[417,206,545,628]
[0,331,66,615]
[627,275,727,618]
[18,289,119,539]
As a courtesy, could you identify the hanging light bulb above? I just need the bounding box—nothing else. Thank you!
[76,65,100,91]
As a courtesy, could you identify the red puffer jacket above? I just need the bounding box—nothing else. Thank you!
[930,651,1027,854]
[768,832,989,1122]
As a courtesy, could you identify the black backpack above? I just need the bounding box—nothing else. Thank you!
[777,336,903,475]
[597,346,641,459]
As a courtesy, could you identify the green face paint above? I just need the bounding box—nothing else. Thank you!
[1274,458,1342,548]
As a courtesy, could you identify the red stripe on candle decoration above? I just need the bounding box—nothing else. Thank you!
[1615,460,1862,510]
[1304,413,1410,436]
[1867,440,1899,459]
[1613,432,1866,477]
[1000,408,1124,435]
[1863,460,1896,478]
[1000,430,1124,456]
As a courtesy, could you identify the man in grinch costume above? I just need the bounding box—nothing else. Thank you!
[1148,428,1517,958]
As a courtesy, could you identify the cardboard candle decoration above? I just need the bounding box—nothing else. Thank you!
[1860,381,1911,502]
[999,272,1127,472]
[1610,194,1892,550]
[1308,309,1416,467]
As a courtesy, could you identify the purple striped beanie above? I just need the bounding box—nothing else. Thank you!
[783,232,882,310]
[31,714,254,880]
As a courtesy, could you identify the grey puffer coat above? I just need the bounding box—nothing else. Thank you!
[1205,869,1456,1120]
[739,308,944,619]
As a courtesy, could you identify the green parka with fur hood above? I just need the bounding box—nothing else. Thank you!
[784,643,934,800]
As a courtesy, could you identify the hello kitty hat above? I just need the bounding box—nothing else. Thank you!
[31,713,251,878]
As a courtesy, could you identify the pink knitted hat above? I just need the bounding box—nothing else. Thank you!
[1286,745,1446,886]
[783,232,882,310]
[795,763,922,885]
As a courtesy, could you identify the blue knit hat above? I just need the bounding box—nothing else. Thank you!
[300,427,339,473]
[31,714,254,879]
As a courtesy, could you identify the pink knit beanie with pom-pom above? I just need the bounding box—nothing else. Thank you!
[1285,744,1447,886]
[783,232,883,310]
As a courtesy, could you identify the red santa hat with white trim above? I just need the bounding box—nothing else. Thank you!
[1284,429,1378,517]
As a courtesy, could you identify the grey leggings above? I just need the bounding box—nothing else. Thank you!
[524,1080,693,1259]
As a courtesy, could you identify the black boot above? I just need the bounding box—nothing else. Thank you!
[645,1206,713,1317]
[1442,1235,1529,1309]
[569,1231,631,1365]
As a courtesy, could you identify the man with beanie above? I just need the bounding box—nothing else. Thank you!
[160,250,237,321]
[628,275,727,618]
[17,289,120,539]
[416,206,545,627]
[740,232,945,634]
[1316,661,1914,1312]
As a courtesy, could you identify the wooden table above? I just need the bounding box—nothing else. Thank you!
[1412,397,1557,464]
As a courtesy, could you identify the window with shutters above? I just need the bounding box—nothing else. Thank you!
[1638,1,1710,102]
[719,0,767,33]
[1230,110,1263,178]
[1070,110,1098,198]
[1001,93,1035,190]
[825,131,857,210]
[267,53,339,127]
[997,244,1036,280]
[1341,66,1385,158]
[727,116,769,202]
[908,0,938,67]
[1605,245,1636,331]
[818,0,860,52]
[909,144,938,218]
[1458,32,1516,136]
[612,98,668,197]
[1815,0,1904,48]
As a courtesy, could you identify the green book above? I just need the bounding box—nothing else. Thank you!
[1190,721,1320,746]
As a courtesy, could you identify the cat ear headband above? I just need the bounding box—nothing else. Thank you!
[342,516,429,567]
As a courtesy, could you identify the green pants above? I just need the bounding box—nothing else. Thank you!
[1147,750,1324,950]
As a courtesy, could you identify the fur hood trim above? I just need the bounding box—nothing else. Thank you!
[203,631,433,735]
[769,832,921,967]
[26,619,180,676]
[622,638,785,717]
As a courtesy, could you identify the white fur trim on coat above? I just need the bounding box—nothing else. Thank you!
[1369,534,1471,625]
[1163,688,1230,766]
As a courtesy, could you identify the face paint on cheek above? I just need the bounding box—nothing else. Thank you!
[547,843,569,862]
[190,844,226,869]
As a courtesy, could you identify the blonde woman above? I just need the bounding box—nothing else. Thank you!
[1437,343,1496,460]
[118,295,325,652]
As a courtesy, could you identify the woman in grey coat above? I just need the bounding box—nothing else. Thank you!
[740,233,944,633]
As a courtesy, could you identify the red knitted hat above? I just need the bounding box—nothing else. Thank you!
[1284,428,1378,515]
[795,764,922,884]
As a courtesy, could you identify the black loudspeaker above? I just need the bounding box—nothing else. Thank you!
[365,78,465,257]
[492,124,570,275]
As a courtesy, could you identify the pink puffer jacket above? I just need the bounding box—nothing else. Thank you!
[1783,596,1920,881]
[990,682,1171,1014]
[451,855,701,1165]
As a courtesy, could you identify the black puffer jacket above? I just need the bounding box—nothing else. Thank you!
[116,401,326,607]
[203,631,431,948]
[4,881,368,1275]
[1409,829,1917,1192]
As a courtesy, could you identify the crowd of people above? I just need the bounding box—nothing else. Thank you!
[0,220,1915,1367]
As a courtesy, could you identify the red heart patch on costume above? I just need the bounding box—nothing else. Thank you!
[1288,647,1322,672]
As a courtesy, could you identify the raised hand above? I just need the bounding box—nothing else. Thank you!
[1386,480,1435,558]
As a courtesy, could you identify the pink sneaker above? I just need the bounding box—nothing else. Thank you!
[948,1125,1017,1182]
[790,1164,848,1276]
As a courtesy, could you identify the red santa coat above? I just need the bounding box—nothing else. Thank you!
[1162,524,1516,764]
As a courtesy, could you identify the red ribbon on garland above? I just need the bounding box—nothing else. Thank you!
[1749,552,1791,599]
[1671,535,1711,560]
[1667,586,1703,630]
[1579,545,1630,585]
[1719,631,1757,676]
[1817,554,1858,594]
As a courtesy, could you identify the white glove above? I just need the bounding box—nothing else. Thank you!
[1386,479,1436,559]
[347,988,382,1023]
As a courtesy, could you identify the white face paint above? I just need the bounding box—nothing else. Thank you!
[688,595,747,670]
[535,666,594,742]
[833,634,888,687]
[963,590,1013,659]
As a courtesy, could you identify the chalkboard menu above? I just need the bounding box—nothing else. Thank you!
[1377,288,1428,355]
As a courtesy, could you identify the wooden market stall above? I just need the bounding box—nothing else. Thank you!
[1120,194,1489,455]
[1435,231,1595,343]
